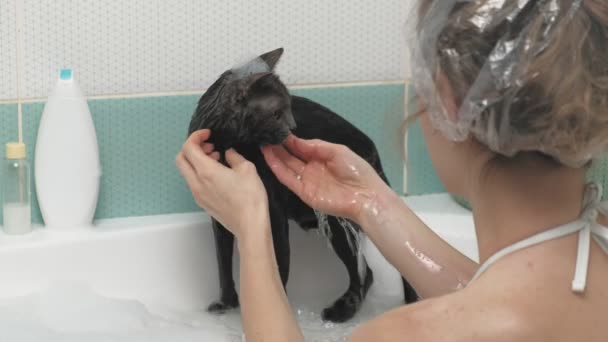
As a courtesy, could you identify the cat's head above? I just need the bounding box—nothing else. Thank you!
[188,48,296,150]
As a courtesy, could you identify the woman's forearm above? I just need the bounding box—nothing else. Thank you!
[357,186,478,298]
[237,214,304,342]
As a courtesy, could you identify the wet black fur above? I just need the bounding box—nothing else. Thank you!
[188,48,418,323]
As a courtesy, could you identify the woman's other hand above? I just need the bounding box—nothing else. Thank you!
[176,129,269,240]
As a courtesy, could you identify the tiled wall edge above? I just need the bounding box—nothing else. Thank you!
[403,82,410,195]
[0,79,409,104]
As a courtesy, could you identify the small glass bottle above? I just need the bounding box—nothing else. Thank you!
[2,142,32,234]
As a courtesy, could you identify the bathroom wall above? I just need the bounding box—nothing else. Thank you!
[1,0,416,100]
[3,1,602,225]
[0,0,419,224]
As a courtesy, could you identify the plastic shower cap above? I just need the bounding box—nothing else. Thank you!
[410,0,608,167]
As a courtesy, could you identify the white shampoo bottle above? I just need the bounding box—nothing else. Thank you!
[35,69,101,229]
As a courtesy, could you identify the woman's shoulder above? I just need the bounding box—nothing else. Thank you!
[348,236,608,342]
[348,288,531,342]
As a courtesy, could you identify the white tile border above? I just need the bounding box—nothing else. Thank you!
[0,79,409,104]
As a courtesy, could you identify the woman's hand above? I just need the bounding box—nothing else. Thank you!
[262,135,390,222]
[176,129,270,240]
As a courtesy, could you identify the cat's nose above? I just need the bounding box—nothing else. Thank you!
[285,111,297,129]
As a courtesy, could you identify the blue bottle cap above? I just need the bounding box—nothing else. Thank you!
[60,68,73,80]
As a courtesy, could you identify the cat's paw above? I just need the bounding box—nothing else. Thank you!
[207,299,239,314]
[322,269,373,323]
[321,290,362,323]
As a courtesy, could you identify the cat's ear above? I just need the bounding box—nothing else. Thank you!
[259,48,284,70]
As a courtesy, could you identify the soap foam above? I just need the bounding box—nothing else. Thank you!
[0,282,401,342]
[230,57,270,80]
[0,283,238,342]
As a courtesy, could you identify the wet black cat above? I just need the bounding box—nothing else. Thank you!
[188,48,418,323]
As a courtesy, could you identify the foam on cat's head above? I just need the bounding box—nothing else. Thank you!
[231,56,271,80]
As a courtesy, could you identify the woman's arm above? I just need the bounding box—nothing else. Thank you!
[263,136,478,299]
[356,184,477,298]
[176,130,304,342]
[237,212,304,342]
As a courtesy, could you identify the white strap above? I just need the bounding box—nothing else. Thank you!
[470,183,608,293]
[470,220,587,284]
[571,183,604,292]
[572,224,592,292]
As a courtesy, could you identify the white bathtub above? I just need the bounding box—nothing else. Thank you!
[0,194,477,341]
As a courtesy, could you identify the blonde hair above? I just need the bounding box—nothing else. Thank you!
[411,0,608,166]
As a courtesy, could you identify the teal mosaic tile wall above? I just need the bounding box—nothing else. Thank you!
[589,160,608,199]
[0,84,406,224]
[405,84,446,196]
[290,85,406,193]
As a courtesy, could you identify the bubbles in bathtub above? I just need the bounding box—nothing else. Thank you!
[207,304,358,341]
[292,293,402,342]
[0,280,403,341]
[34,282,163,332]
[210,310,244,339]
[295,306,358,342]
[0,282,240,342]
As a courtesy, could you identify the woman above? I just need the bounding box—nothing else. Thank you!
[176,0,608,340]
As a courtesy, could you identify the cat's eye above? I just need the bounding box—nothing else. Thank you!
[273,110,282,119]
